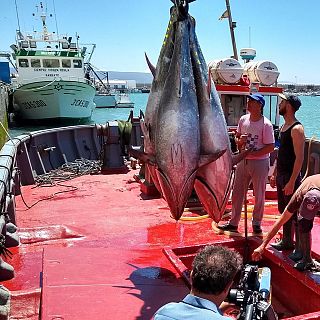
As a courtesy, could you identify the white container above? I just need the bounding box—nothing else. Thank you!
[243,60,279,86]
[208,58,243,84]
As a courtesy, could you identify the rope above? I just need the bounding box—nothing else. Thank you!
[180,214,209,221]
[0,121,12,142]
[34,158,101,186]
[19,158,101,210]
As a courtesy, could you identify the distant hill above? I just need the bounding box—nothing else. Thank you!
[95,71,153,84]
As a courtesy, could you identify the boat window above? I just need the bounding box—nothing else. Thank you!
[62,59,71,68]
[73,59,82,68]
[18,59,29,68]
[31,59,41,67]
[221,94,246,127]
[29,41,37,49]
[43,59,60,68]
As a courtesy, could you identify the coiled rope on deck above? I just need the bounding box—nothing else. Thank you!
[35,158,102,186]
[19,158,102,210]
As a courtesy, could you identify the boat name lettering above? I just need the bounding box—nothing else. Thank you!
[71,99,89,108]
[22,100,47,110]
[33,69,70,73]
[45,74,60,77]
[40,51,56,55]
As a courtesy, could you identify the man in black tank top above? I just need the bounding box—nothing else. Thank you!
[270,94,305,260]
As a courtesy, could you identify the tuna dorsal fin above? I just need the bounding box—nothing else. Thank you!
[199,149,226,168]
[144,52,156,78]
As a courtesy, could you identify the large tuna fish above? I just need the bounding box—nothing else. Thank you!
[188,17,238,222]
[155,16,199,219]
[154,10,223,220]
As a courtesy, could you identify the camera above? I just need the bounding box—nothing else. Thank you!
[227,264,278,320]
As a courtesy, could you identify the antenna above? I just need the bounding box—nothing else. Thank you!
[52,0,60,46]
[14,0,21,32]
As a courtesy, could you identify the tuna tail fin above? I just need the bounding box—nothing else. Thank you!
[144,53,156,78]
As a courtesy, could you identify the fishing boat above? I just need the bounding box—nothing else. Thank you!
[90,68,118,108]
[10,2,96,124]
[140,86,150,93]
[1,2,320,320]
[116,93,134,108]
[94,91,117,108]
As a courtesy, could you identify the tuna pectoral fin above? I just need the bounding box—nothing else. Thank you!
[194,178,221,222]
[194,170,235,223]
[199,149,226,168]
[127,147,155,165]
[231,148,252,166]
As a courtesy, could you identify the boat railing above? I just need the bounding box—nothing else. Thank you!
[0,137,23,242]
[17,75,94,87]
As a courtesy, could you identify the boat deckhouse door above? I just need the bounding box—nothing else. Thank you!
[220,94,246,128]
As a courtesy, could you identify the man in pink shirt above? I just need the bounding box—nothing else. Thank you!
[218,93,275,234]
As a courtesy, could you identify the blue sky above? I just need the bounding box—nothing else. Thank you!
[1,0,319,84]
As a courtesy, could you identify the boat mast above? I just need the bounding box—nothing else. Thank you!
[14,0,21,33]
[225,0,238,60]
[38,2,49,40]
[52,0,60,46]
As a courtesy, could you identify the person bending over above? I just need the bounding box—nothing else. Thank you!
[252,174,320,271]
[153,245,242,319]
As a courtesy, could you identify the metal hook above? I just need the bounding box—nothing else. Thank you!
[170,0,196,18]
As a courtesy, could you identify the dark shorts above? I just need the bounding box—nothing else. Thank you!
[276,173,301,214]
[298,218,314,233]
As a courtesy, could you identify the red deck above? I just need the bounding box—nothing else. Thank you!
[3,168,320,319]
